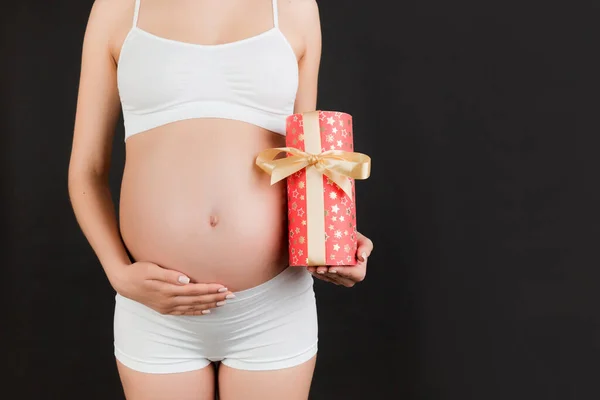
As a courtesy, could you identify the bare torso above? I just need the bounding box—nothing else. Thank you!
[120,121,289,291]
[112,0,305,291]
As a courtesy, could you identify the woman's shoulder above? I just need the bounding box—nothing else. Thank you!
[86,0,135,34]
[279,0,320,33]
[84,0,137,57]
[283,0,319,18]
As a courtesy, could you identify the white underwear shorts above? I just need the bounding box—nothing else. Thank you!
[113,266,318,373]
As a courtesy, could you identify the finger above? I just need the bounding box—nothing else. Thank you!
[145,264,229,293]
[172,292,234,306]
[172,303,218,313]
[324,268,357,286]
[315,266,329,275]
[310,271,340,285]
[356,233,374,262]
[169,283,232,297]
[172,308,212,316]
[145,263,194,285]
[307,266,317,273]
[326,274,356,287]
[184,309,214,316]
[146,279,224,296]
[328,266,366,283]
[329,264,366,278]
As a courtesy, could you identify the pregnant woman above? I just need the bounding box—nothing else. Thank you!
[68,0,374,399]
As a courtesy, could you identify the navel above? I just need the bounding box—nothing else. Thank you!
[209,215,219,227]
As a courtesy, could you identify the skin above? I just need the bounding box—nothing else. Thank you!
[68,0,374,399]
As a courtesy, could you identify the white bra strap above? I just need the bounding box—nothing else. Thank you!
[272,0,279,28]
[132,0,141,27]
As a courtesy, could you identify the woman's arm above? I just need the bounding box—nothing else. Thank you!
[68,0,130,289]
[68,1,232,314]
[291,1,375,286]
[292,0,322,114]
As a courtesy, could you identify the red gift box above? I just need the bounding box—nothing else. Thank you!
[256,110,371,267]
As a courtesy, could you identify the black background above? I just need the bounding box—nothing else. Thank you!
[3,1,600,399]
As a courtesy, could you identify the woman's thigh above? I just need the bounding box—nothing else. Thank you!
[117,360,216,400]
[217,355,317,400]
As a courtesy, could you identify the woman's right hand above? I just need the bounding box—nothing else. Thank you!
[111,261,234,315]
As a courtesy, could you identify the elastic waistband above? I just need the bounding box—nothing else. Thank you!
[230,266,310,301]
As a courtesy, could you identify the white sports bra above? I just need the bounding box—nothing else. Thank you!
[117,0,298,141]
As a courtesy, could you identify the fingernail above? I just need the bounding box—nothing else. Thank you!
[178,276,190,284]
[317,270,325,274]
[360,252,367,261]
[226,294,236,299]
[217,301,227,306]
[329,270,337,274]
[202,310,211,315]
[218,288,228,293]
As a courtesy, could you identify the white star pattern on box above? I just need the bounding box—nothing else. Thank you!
[285,111,358,266]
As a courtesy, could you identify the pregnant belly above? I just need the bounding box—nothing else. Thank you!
[119,121,289,291]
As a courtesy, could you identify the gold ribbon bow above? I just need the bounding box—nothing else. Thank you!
[255,148,371,199]
[254,110,371,266]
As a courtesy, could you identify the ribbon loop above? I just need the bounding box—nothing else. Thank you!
[255,147,371,199]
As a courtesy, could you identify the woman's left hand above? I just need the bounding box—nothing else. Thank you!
[307,231,374,287]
